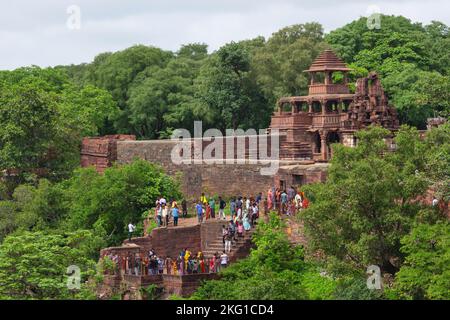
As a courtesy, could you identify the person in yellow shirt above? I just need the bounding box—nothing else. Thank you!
[200,193,208,205]
[184,249,191,270]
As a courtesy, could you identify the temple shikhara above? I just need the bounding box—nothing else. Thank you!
[81,49,400,196]
[270,49,399,162]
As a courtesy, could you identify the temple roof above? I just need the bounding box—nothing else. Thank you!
[304,49,351,72]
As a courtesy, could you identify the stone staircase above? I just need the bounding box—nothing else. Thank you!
[280,141,312,160]
[202,227,256,263]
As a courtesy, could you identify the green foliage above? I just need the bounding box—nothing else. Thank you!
[61,159,181,246]
[140,284,161,300]
[300,126,440,274]
[195,41,270,131]
[393,222,450,300]
[333,276,384,300]
[191,213,336,300]
[83,45,173,133]
[0,80,58,171]
[0,230,103,300]
[252,23,326,105]
[0,67,119,183]
[97,256,116,275]
[326,15,450,128]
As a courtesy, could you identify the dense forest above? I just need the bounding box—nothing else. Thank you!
[0,15,448,300]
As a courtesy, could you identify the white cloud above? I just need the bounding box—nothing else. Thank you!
[0,0,448,70]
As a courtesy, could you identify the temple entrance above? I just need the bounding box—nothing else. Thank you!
[327,131,340,159]
[293,174,304,186]
[313,131,321,154]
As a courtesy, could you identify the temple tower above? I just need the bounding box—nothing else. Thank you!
[270,49,398,162]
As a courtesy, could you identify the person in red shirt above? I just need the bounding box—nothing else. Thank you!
[302,198,309,209]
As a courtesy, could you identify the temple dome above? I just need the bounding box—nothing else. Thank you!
[304,49,352,72]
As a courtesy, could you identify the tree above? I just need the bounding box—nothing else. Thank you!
[0,230,103,300]
[393,222,450,300]
[127,52,207,138]
[83,45,173,133]
[191,213,335,300]
[0,67,119,183]
[61,159,181,246]
[300,126,431,274]
[326,15,450,128]
[252,23,326,106]
[0,81,58,172]
[380,65,450,128]
[195,41,270,132]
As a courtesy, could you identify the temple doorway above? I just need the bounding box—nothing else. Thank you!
[313,131,321,154]
[327,131,340,159]
[293,174,304,187]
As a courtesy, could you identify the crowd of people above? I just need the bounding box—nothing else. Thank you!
[113,187,309,277]
[104,248,230,276]
[130,186,309,244]
[267,186,309,215]
[145,192,267,229]
[135,187,308,239]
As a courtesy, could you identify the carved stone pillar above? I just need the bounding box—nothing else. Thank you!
[320,130,328,161]
[324,71,330,85]
[291,102,296,114]
[321,99,327,115]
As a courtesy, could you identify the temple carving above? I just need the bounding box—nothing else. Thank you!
[270,49,399,161]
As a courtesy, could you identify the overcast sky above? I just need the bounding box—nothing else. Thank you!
[1,0,449,70]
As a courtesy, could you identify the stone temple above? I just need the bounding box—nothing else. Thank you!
[81,49,399,196]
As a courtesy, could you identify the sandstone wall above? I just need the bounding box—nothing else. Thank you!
[116,140,277,198]
[119,220,225,258]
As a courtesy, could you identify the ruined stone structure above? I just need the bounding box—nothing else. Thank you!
[81,49,399,196]
[98,220,255,299]
[270,49,399,163]
[89,50,406,299]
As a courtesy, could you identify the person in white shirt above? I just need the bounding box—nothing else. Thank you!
[432,197,439,207]
[220,251,229,269]
[295,192,303,212]
[127,222,136,241]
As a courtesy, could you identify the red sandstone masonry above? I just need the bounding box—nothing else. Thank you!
[100,221,249,298]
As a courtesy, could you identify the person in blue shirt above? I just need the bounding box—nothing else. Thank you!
[196,201,203,224]
[172,205,179,226]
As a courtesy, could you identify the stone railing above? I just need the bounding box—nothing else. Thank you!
[308,84,349,95]
[311,114,342,128]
